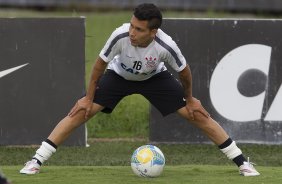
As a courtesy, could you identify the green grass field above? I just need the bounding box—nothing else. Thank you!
[1,141,282,183]
[2,165,282,184]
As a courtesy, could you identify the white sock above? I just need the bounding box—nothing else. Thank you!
[33,141,56,164]
[220,141,242,160]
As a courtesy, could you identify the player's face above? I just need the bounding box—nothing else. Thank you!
[129,15,157,47]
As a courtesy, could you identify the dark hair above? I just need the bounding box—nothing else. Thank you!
[133,3,162,30]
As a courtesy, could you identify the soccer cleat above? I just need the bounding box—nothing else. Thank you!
[20,159,41,174]
[239,157,260,176]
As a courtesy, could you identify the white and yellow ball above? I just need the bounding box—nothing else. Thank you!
[131,145,165,177]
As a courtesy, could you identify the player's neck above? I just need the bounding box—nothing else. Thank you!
[137,38,154,48]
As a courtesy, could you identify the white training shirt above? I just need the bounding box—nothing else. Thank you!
[99,23,187,81]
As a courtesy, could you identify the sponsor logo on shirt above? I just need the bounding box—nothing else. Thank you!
[145,56,157,68]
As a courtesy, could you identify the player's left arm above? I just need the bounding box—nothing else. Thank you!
[160,32,209,119]
[178,66,210,120]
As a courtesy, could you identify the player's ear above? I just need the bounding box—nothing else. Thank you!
[150,28,158,38]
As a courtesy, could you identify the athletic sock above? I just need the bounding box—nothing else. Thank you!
[45,138,58,149]
[219,138,247,167]
[232,154,246,167]
[32,158,42,166]
[33,139,57,165]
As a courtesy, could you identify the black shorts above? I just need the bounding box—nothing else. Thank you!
[94,69,186,116]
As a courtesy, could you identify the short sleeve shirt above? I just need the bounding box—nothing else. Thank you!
[99,23,187,81]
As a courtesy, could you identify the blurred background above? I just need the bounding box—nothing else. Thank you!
[1,0,282,13]
[1,0,281,141]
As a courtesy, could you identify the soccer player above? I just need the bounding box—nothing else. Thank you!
[20,3,260,176]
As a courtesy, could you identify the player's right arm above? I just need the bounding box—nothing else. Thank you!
[68,57,107,119]
[86,57,108,102]
[68,24,126,118]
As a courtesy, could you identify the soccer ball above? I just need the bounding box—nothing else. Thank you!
[131,145,165,177]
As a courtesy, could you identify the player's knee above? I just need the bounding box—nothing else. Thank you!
[189,112,214,132]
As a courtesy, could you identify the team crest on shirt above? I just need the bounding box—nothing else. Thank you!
[145,56,157,68]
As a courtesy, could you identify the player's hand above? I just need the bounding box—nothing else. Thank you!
[68,96,93,119]
[185,97,210,120]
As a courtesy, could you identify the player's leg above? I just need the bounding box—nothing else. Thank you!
[142,71,259,176]
[19,102,104,174]
[177,107,228,145]
[177,107,260,176]
[20,70,132,174]
[47,103,104,146]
